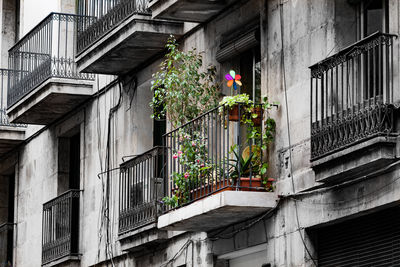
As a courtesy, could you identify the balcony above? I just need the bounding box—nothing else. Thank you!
[310,32,399,184]
[157,104,277,232]
[76,0,184,75]
[42,190,80,266]
[7,13,94,125]
[0,69,25,157]
[118,147,168,253]
[149,0,236,23]
[0,223,13,267]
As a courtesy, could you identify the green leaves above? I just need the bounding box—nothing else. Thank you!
[150,36,220,128]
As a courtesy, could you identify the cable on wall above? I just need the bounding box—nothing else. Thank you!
[278,1,317,266]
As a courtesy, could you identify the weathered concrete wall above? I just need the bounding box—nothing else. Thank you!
[0,0,16,68]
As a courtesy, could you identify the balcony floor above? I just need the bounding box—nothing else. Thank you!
[76,14,184,75]
[157,191,277,232]
[7,78,93,125]
[149,0,237,22]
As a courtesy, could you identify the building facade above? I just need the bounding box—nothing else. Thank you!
[0,0,400,266]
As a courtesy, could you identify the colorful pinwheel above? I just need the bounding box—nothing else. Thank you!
[225,70,242,90]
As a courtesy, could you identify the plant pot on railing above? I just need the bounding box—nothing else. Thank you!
[228,104,240,121]
[251,107,264,126]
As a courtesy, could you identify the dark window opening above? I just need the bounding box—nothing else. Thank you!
[359,0,388,38]
[69,133,80,190]
[239,46,261,103]
[153,97,166,179]
[58,132,81,193]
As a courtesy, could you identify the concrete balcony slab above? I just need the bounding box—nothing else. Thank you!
[157,191,277,232]
[0,126,25,156]
[149,0,236,22]
[7,78,93,125]
[312,136,398,184]
[76,14,184,75]
[119,223,169,256]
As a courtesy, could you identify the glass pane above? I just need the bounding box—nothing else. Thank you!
[365,0,383,36]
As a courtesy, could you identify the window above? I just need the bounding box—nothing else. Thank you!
[359,0,388,38]
[239,47,261,103]
[58,132,81,193]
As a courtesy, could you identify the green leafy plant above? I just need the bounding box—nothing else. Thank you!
[228,144,259,181]
[227,144,275,191]
[218,93,253,111]
[150,36,220,128]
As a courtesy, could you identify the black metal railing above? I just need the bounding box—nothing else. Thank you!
[7,13,94,108]
[310,32,397,160]
[119,147,164,234]
[0,69,26,127]
[0,223,13,267]
[163,103,268,212]
[76,0,150,54]
[42,190,80,265]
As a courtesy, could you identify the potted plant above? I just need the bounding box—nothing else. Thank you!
[218,93,253,122]
[227,144,275,191]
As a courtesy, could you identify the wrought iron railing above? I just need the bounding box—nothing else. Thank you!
[76,0,150,54]
[119,147,164,234]
[310,32,397,160]
[7,13,94,108]
[163,103,269,212]
[0,223,13,267]
[0,69,26,127]
[42,190,80,265]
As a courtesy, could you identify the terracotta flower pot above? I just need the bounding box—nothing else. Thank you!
[251,107,264,126]
[228,105,240,121]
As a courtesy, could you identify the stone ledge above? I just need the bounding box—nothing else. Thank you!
[149,0,237,23]
[42,255,80,267]
[157,191,277,232]
[119,223,170,257]
[312,136,398,184]
[76,13,184,75]
[7,78,93,125]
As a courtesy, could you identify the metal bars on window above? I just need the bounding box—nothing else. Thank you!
[310,32,397,160]
[76,0,150,54]
[7,13,94,108]
[42,190,80,265]
[119,147,164,234]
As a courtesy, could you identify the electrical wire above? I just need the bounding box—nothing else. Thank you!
[159,239,194,267]
[208,199,281,241]
[103,81,123,267]
[278,1,318,266]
